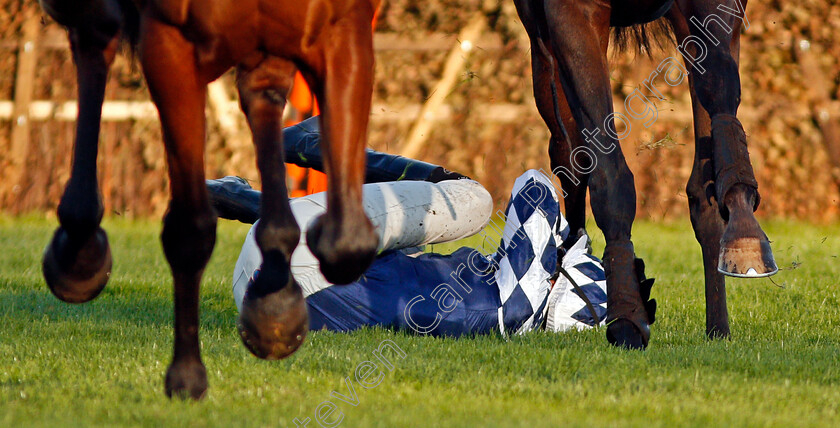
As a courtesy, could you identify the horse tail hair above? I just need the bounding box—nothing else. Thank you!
[117,0,141,55]
[610,18,675,58]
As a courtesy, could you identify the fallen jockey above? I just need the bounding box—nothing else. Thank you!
[207,116,609,337]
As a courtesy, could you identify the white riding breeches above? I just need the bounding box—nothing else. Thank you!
[232,179,493,311]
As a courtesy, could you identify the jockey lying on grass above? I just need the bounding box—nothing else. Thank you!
[207,116,609,336]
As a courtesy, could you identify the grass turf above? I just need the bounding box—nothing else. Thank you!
[1,215,839,427]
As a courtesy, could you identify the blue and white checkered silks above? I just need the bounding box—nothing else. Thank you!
[492,170,570,335]
[545,234,608,332]
[232,168,606,337]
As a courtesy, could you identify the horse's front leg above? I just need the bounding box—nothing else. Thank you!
[671,0,776,279]
[235,57,308,360]
[302,10,379,285]
[42,14,120,303]
[541,0,654,349]
[514,1,588,245]
[141,17,216,399]
[684,130,731,338]
[666,4,727,338]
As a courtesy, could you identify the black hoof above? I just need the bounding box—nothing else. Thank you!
[705,324,730,340]
[606,319,648,350]
[306,214,378,285]
[165,359,208,400]
[42,227,112,304]
[238,271,308,360]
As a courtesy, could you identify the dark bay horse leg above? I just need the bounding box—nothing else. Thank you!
[543,64,589,249]
[671,0,776,279]
[41,3,121,303]
[682,102,730,337]
[140,18,216,399]
[539,0,653,349]
[513,1,588,245]
[666,4,727,337]
[235,57,308,360]
[301,9,379,285]
[685,118,731,338]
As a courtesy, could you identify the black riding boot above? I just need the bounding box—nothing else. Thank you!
[283,116,468,183]
[206,176,262,224]
[208,116,470,223]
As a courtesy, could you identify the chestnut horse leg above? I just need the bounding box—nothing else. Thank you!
[140,18,216,399]
[301,9,379,285]
[42,12,120,304]
[538,0,653,349]
[515,2,589,245]
[234,57,308,360]
[671,0,776,279]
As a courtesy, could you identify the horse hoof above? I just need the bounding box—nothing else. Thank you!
[606,319,648,350]
[42,227,112,303]
[306,214,378,285]
[706,324,730,340]
[718,237,778,278]
[238,275,308,360]
[165,359,208,400]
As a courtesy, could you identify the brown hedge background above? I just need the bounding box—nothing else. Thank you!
[0,0,838,221]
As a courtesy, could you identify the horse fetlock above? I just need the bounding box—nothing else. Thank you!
[722,184,758,216]
[161,208,217,273]
[238,274,308,360]
[165,358,207,400]
[711,114,760,217]
[57,193,104,235]
[43,226,111,303]
[306,213,378,285]
[255,220,300,259]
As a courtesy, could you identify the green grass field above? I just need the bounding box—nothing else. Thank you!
[1,215,839,427]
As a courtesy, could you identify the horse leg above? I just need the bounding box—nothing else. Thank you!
[42,11,121,303]
[547,111,589,250]
[683,111,730,337]
[686,133,730,338]
[666,4,729,338]
[234,57,308,360]
[535,49,589,247]
[514,0,588,246]
[301,10,379,285]
[140,18,216,399]
[541,0,653,348]
[672,0,776,278]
